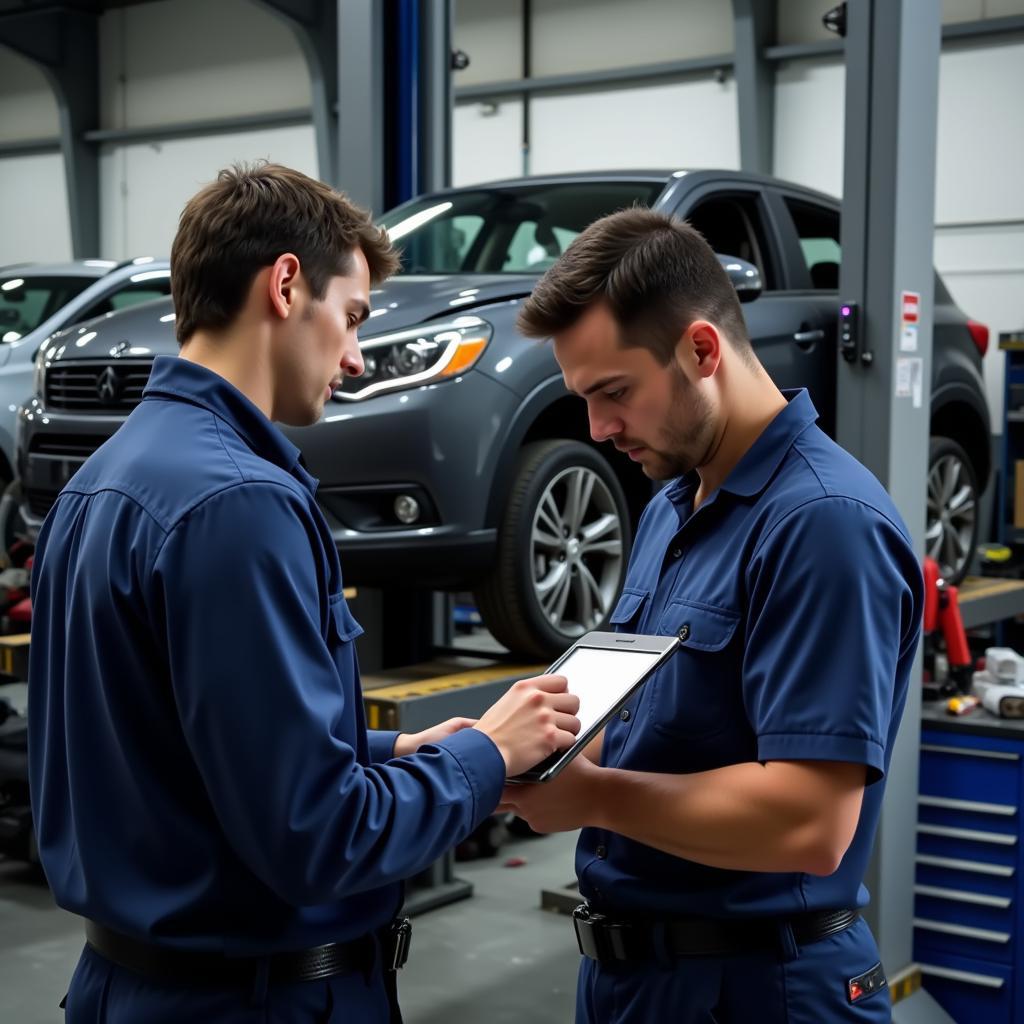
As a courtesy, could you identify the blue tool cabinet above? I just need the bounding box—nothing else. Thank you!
[915,706,1024,1022]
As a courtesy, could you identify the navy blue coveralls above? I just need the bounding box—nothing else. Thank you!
[28,356,507,1022]
[575,390,923,1024]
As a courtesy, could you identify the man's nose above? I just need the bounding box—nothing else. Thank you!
[342,343,364,378]
[589,409,620,444]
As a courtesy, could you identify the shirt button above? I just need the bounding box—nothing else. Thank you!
[671,547,683,559]
[595,845,608,859]
[678,623,691,642]
[619,708,631,722]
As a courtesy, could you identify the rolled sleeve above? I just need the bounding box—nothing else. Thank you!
[743,496,919,784]
[367,730,400,763]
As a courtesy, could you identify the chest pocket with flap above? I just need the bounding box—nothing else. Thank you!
[647,598,742,739]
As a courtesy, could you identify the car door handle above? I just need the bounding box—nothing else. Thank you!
[793,328,824,349]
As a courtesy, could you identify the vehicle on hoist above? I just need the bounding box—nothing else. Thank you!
[17,170,990,660]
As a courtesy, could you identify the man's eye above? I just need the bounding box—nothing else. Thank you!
[606,388,626,401]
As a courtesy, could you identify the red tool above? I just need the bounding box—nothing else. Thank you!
[922,556,973,695]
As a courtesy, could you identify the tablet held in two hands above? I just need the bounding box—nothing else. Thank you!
[472,632,680,784]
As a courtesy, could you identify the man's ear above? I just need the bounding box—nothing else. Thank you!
[267,253,302,320]
[678,320,722,380]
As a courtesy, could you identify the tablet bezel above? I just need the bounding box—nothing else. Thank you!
[505,630,680,784]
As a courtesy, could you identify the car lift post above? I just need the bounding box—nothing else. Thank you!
[836,1,950,1019]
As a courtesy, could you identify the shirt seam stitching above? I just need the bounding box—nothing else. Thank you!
[57,487,170,533]
[211,412,245,482]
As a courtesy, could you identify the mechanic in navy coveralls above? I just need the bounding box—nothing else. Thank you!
[28,163,581,1023]
[503,208,924,1023]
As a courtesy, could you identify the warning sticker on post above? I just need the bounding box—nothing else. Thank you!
[896,356,924,408]
[900,291,920,352]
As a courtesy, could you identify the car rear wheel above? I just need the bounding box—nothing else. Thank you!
[475,440,630,660]
[926,435,979,585]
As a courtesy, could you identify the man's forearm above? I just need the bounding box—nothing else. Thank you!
[589,760,865,875]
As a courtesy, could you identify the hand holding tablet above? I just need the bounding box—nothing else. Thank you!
[506,631,680,784]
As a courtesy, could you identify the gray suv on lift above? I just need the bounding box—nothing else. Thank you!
[18,170,991,659]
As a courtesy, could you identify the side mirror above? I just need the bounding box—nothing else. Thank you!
[718,255,762,303]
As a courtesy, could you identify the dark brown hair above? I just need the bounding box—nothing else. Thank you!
[517,207,754,364]
[170,162,399,343]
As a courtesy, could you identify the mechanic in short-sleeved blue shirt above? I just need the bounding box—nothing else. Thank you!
[504,209,923,1024]
[28,165,580,1024]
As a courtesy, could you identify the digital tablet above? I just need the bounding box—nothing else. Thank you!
[506,631,680,784]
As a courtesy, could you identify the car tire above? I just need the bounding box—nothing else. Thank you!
[927,435,979,585]
[475,440,631,660]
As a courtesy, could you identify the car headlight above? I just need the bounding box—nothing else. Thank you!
[334,316,492,402]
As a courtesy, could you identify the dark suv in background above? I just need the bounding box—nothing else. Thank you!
[17,170,991,659]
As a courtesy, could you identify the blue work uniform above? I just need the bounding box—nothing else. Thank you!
[575,390,923,1023]
[28,356,507,1023]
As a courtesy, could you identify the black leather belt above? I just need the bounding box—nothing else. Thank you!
[84,918,412,987]
[572,904,859,963]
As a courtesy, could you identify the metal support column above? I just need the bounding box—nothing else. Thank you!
[417,0,453,194]
[255,0,340,187]
[0,8,100,257]
[836,1,948,1019]
[731,0,775,175]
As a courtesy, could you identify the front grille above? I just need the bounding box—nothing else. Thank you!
[29,435,109,458]
[45,360,153,413]
[26,491,56,519]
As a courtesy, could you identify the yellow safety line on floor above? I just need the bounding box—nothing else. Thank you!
[888,963,921,1004]
[364,664,545,702]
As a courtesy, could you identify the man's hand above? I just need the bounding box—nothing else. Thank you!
[393,717,477,757]
[474,674,581,776]
[499,755,603,833]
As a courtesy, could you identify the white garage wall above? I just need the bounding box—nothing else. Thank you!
[528,76,739,175]
[98,124,318,260]
[98,0,310,130]
[453,100,525,186]
[772,58,845,198]
[0,153,72,264]
[454,0,524,85]
[0,46,59,142]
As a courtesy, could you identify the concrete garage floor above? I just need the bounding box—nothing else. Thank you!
[0,829,581,1024]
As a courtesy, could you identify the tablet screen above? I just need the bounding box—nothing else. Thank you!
[558,645,664,738]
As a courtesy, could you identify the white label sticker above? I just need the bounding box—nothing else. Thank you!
[896,357,924,408]
[901,324,919,352]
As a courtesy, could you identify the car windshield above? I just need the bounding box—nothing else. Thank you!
[379,181,666,275]
[0,275,96,342]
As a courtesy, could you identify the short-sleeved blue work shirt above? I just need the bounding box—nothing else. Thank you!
[29,355,506,954]
[578,389,923,918]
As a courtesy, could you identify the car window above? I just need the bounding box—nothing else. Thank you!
[380,181,665,274]
[784,198,841,290]
[0,275,96,342]
[684,193,778,290]
[78,277,173,322]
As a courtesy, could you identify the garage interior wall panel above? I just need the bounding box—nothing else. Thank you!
[0,154,72,264]
[99,125,317,261]
[529,0,732,76]
[934,38,1024,428]
[453,99,524,186]
[454,0,523,85]
[0,47,60,142]
[98,0,310,131]
[528,76,739,175]
[772,57,845,198]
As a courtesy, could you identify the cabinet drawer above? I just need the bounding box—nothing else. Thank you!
[914,914,1014,965]
[914,886,1014,946]
[916,823,1018,872]
[920,740,1020,806]
[916,951,1013,1024]
[916,854,1017,902]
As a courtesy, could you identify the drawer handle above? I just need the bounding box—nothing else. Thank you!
[917,824,1017,846]
[918,963,1005,989]
[921,743,1019,762]
[918,795,1017,817]
[916,854,1015,878]
[913,917,1011,943]
[914,884,1012,909]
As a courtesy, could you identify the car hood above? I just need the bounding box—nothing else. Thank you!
[41,274,539,364]
[363,273,537,332]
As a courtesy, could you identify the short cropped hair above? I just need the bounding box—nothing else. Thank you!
[517,207,754,364]
[170,162,399,343]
